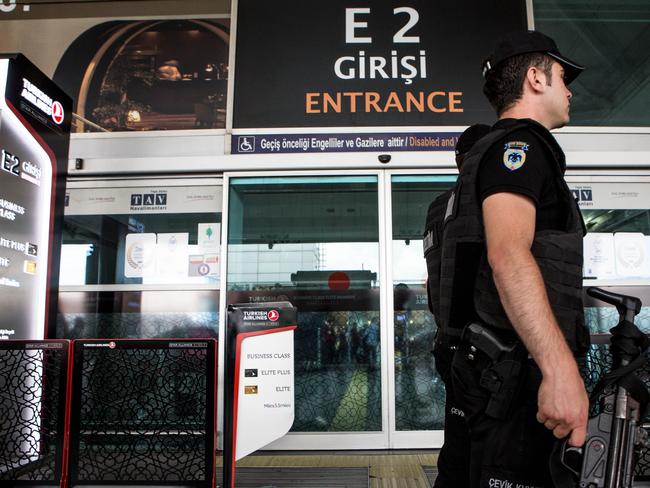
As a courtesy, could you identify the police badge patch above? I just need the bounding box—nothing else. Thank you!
[503,141,530,171]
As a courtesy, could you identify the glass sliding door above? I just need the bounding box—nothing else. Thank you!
[388,174,456,447]
[221,171,650,450]
[226,174,384,447]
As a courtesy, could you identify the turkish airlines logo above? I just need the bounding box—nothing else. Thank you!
[51,101,64,125]
[20,78,65,126]
[267,310,280,322]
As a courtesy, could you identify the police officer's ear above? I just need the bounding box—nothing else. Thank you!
[525,65,549,95]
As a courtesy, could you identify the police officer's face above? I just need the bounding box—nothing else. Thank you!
[544,62,573,129]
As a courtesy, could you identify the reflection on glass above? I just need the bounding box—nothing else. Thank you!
[227,176,381,432]
[60,244,93,285]
[73,19,231,132]
[57,290,220,339]
[391,176,455,431]
[534,0,650,126]
[581,203,650,334]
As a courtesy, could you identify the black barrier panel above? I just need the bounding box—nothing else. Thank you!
[67,339,216,488]
[580,337,650,481]
[0,340,70,487]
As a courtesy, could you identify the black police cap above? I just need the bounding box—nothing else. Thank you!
[482,30,584,85]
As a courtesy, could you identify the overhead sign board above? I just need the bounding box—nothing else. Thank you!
[0,54,71,340]
[231,131,462,154]
[233,0,526,130]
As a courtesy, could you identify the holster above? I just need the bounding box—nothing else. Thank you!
[462,322,528,419]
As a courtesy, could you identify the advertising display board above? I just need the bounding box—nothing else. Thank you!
[223,302,297,488]
[232,0,526,153]
[0,54,71,340]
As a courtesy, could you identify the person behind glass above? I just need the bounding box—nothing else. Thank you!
[424,123,490,488]
[434,30,591,487]
[157,59,182,81]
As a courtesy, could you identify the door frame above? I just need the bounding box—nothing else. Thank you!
[218,168,457,449]
[219,169,390,450]
[383,169,457,448]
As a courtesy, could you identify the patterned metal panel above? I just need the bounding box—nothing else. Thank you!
[0,341,69,485]
[67,340,216,486]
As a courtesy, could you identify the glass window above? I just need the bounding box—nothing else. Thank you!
[569,180,650,334]
[391,175,456,431]
[533,0,650,126]
[61,183,222,285]
[57,180,222,340]
[57,289,219,339]
[56,19,231,133]
[227,176,381,432]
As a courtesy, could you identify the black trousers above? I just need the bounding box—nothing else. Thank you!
[433,339,470,487]
[438,343,557,488]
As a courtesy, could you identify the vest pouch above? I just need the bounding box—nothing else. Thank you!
[425,186,460,322]
[474,228,588,353]
[443,181,462,227]
[424,192,451,318]
[532,230,590,354]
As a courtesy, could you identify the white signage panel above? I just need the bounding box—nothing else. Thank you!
[156,232,189,280]
[614,233,650,278]
[198,223,220,253]
[65,185,222,215]
[123,233,156,278]
[583,233,616,279]
[569,182,650,210]
[235,330,295,460]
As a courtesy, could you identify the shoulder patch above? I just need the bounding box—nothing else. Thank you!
[502,141,530,171]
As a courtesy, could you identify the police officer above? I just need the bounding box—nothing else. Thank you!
[434,31,591,487]
[425,124,490,487]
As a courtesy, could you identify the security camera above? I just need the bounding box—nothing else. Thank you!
[378,154,391,164]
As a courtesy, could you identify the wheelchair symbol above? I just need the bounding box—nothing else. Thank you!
[238,136,255,153]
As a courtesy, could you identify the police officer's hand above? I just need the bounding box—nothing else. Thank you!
[536,359,589,447]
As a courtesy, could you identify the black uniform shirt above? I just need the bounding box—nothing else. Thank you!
[477,119,566,232]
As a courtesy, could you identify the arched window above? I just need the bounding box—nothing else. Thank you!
[54,19,230,132]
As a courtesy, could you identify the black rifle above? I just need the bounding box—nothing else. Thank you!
[553,287,650,488]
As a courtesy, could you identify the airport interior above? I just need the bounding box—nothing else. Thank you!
[0,0,650,486]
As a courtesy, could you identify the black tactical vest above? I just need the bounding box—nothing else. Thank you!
[433,120,590,353]
[424,189,452,320]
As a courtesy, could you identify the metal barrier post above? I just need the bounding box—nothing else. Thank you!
[66,339,217,488]
[0,340,71,488]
